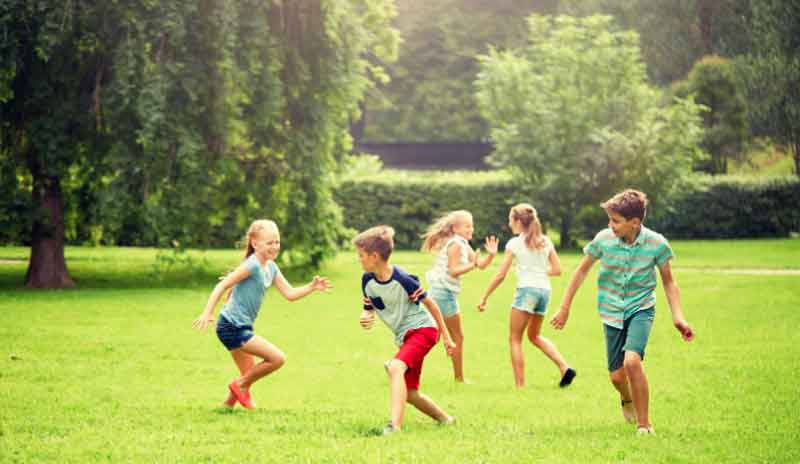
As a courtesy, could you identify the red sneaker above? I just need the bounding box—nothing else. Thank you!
[228,381,255,409]
[222,392,236,408]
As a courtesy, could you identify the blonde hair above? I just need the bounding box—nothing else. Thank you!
[420,210,472,253]
[601,189,648,221]
[225,219,279,302]
[510,203,545,250]
[352,225,395,261]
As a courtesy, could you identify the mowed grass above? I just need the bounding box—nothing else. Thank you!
[1,239,799,463]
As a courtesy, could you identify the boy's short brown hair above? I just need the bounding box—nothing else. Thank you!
[601,189,648,221]
[352,225,395,260]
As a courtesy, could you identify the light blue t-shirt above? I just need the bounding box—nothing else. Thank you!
[362,266,436,346]
[220,254,280,327]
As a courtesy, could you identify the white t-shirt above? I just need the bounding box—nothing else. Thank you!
[505,234,553,290]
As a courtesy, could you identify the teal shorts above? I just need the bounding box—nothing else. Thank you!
[511,287,550,315]
[429,287,460,318]
[603,307,655,372]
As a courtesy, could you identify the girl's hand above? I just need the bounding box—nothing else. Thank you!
[477,296,488,312]
[311,276,333,292]
[550,308,569,330]
[192,313,215,330]
[360,310,375,330]
[484,236,499,256]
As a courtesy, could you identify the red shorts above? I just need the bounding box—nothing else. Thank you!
[395,327,439,390]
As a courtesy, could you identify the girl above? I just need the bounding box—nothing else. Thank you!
[192,219,332,409]
[422,210,498,383]
[478,204,575,389]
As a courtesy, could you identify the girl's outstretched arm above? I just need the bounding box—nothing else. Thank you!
[477,251,514,312]
[550,255,595,330]
[273,273,333,301]
[192,264,252,329]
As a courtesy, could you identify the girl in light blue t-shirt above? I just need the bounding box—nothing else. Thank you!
[478,204,575,389]
[421,210,498,383]
[193,220,332,409]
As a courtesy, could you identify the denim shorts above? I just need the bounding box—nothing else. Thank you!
[429,287,460,318]
[603,307,655,372]
[216,314,255,351]
[511,287,550,315]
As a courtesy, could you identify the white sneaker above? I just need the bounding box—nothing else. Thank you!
[636,425,656,435]
[382,422,401,436]
[621,400,636,424]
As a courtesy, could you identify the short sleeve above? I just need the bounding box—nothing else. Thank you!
[361,273,374,310]
[654,238,674,267]
[395,269,426,304]
[244,254,261,274]
[505,237,518,255]
[264,260,281,287]
[583,231,605,259]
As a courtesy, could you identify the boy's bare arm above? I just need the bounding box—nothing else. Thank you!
[658,261,694,341]
[551,255,595,329]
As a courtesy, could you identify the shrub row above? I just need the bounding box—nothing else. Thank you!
[335,172,800,249]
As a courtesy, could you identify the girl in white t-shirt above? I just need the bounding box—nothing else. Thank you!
[478,204,576,389]
[422,210,498,383]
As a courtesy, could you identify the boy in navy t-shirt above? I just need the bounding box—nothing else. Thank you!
[353,225,456,435]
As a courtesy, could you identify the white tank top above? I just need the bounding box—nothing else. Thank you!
[505,234,553,290]
[425,235,471,293]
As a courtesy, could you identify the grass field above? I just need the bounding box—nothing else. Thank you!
[1,239,799,463]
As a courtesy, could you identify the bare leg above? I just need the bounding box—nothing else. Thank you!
[623,351,650,428]
[527,314,569,375]
[386,359,408,429]
[444,314,465,382]
[407,389,451,422]
[224,350,256,406]
[233,335,286,390]
[509,308,531,388]
[610,367,636,423]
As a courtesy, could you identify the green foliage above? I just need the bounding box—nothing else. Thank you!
[648,175,800,238]
[673,55,749,174]
[335,170,526,249]
[1,1,400,273]
[734,0,800,175]
[475,14,705,246]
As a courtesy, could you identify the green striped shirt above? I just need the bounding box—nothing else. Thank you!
[583,226,673,329]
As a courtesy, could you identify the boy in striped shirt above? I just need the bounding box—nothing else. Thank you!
[551,189,694,435]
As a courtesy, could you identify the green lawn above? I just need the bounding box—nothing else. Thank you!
[1,240,799,463]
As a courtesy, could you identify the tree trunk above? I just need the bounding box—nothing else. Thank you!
[697,0,713,55]
[794,142,799,177]
[25,170,75,289]
[559,214,576,249]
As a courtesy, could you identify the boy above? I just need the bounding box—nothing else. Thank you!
[353,225,457,435]
[550,189,694,435]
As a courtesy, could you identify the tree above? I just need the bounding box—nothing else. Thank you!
[674,56,749,174]
[0,0,398,287]
[475,14,705,246]
[736,0,800,175]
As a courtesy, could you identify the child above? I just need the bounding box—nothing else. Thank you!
[478,203,576,389]
[421,210,498,383]
[550,190,694,435]
[192,219,332,409]
[354,225,456,435]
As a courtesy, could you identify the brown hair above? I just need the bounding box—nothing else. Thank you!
[510,203,545,250]
[601,189,648,221]
[420,210,472,253]
[352,225,395,261]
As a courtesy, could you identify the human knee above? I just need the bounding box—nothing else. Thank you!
[623,352,643,373]
[272,351,286,368]
[609,368,627,385]
[385,359,407,377]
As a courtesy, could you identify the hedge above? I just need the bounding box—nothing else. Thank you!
[335,172,800,249]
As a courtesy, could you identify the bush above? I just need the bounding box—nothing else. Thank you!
[649,175,800,238]
[335,170,528,249]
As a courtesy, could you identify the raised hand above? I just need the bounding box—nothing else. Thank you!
[484,235,499,256]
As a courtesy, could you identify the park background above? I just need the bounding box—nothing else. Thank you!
[1,0,799,462]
